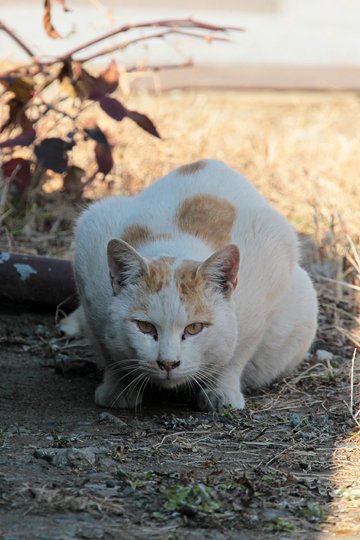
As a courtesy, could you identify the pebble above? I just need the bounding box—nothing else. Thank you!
[34,446,109,468]
[98,412,127,427]
[290,414,302,428]
[316,349,334,361]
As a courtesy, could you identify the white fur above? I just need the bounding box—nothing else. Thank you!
[64,160,318,411]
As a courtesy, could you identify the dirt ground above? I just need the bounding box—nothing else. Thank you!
[0,91,360,539]
[0,303,359,540]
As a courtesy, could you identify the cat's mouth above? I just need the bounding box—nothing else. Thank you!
[149,370,187,389]
[158,376,186,389]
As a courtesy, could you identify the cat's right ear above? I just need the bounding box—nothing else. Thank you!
[199,244,240,298]
[107,239,148,294]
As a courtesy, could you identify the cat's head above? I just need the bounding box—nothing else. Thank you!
[106,239,240,391]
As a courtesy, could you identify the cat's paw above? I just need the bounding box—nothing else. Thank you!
[95,382,141,409]
[197,387,245,412]
[58,308,83,337]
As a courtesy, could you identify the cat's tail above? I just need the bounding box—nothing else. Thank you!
[58,305,85,337]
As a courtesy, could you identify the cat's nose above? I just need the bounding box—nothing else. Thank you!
[157,360,180,373]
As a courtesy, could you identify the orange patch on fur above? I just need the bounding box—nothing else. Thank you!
[121,224,151,247]
[121,224,171,249]
[177,160,207,176]
[175,194,236,250]
[144,257,175,294]
[175,260,213,320]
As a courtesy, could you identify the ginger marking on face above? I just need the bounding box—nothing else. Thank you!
[143,257,175,294]
[174,260,213,320]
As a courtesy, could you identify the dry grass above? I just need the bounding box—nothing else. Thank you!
[1,89,360,538]
[1,89,360,344]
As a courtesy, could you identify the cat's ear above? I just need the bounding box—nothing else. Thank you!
[199,244,240,297]
[107,239,148,294]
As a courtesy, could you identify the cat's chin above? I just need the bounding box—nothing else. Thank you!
[155,377,187,389]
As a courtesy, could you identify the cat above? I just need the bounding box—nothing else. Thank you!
[61,159,318,412]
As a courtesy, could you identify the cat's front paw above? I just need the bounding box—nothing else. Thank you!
[95,382,141,409]
[197,387,245,412]
[58,307,83,337]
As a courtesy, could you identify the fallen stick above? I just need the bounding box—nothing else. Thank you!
[0,252,77,311]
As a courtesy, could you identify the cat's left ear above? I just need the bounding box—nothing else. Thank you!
[107,239,148,294]
[199,244,240,297]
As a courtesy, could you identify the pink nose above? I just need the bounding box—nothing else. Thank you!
[157,360,180,373]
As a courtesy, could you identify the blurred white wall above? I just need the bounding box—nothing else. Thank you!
[1,0,359,88]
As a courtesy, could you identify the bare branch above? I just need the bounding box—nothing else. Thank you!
[0,19,35,59]
[79,30,173,63]
[59,17,244,60]
[78,29,231,63]
[126,60,193,73]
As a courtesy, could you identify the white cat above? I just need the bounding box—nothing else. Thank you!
[62,159,318,412]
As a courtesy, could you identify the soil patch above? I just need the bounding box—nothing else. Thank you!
[0,307,358,539]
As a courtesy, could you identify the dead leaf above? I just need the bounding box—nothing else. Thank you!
[99,96,127,121]
[0,76,36,104]
[0,98,32,133]
[58,61,97,100]
[90,60,119,100]
[43,0,62,39]
[54,0,71,11]
[2,158,32,194]
[0,128,36,148]
[95,140,114,176]
[62,165,84,200]
[98,96,160,138]
[84,125,108,145]
[35,137,73,173]
[126,109,161,139]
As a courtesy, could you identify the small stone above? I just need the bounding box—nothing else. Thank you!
[290,414,302,428]
[34,446,109,468]
[316,349,334,361]
[106,479,116,488]
[98,412,127,427]
[35,324,48,337]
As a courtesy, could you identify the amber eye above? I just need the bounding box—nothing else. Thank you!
[136,321,156,335]
[184,322,204,336]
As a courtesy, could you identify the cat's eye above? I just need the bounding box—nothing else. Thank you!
[136,320,156,335]
[184,322,204,336]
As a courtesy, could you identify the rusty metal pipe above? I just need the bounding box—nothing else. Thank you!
[0,252,77,311]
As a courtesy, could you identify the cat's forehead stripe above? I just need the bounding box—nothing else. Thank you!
[175,194,237,250]
[174,260,213,319]
[176,159,207,176]
[143,257,175,293]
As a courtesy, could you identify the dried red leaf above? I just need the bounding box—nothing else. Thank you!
[2,158,32,193]
[95,141,114,176]
[34,138,72,173]
[99,96,160,138]
[43,0,62,39]
[0,76,36,103]
[84,125,108,145]
[58,61,97,100]
[0,128,36,149]
[89,60,119,100]
[99,96,127,121]
[54,0,71,11]
[0,98,32,133]
[126,109,161,138]
[62,165,84,200]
